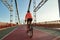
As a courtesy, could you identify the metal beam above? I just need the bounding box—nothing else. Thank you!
[27,0,32,12]
[0,0,13,23]
[58,0,60,17]
[33,0,36,23]
[15,0,20,24]
[0,0,10,10]
[34,0,48,12]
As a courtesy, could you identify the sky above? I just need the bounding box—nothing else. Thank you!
[0,0,60,23]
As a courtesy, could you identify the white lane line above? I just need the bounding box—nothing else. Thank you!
[0,27,18,40]
[53,28,60,30]
[0,27,11,30]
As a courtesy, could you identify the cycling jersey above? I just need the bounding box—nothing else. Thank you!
[25,12,32,21]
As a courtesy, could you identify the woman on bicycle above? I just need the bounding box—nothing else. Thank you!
[25,10,33,38]
[25,0,33,38]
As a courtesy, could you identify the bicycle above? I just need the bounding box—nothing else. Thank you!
[27,21,33,38]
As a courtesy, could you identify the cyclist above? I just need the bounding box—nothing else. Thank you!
[25,10,33,38]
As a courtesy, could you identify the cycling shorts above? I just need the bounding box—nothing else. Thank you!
[27,18,32,22]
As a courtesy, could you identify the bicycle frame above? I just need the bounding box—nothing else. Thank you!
[27,21,33,38]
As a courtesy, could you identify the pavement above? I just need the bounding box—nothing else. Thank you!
[2,25,60,40]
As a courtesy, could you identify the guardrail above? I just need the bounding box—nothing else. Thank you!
[32,23,60,28]
[0,23,16,29]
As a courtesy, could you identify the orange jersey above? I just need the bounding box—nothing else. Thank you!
[25,12,32,20]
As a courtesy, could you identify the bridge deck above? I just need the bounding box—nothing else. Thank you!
[2,26,60,40]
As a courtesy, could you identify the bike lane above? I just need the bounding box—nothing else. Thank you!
[2,26,60,40]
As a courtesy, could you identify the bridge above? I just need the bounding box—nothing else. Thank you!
[0,0,60,40]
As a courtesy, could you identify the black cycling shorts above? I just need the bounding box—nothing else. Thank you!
[27,18,32,22]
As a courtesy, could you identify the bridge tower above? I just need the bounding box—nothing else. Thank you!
[0,0,13,26]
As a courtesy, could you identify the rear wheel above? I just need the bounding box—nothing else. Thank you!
[27,30,33,38]
[27,20,33,38]
[27,26,33,38]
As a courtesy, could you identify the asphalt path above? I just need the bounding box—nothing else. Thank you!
[2,25,60,40]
